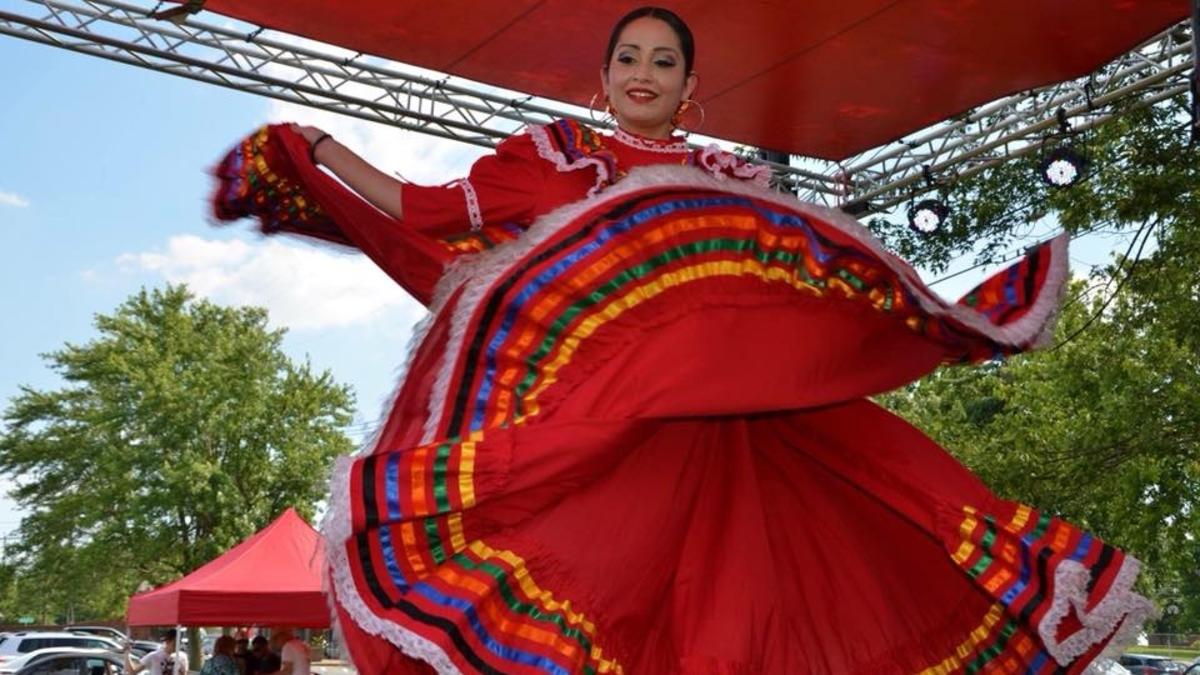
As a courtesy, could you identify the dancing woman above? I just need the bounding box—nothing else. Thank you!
[214,7,1151,673]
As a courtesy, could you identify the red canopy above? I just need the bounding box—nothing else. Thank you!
[126,508,329,627]
[191,0,1188,159]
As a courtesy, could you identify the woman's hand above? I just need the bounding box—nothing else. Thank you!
[290,123,336,166]
[289,123,327,145]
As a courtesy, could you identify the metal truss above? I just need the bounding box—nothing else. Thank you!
[0,0,1193,213]
[827,22,1196,215]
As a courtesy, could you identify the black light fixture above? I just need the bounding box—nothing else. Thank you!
[1038,108,1090,188]
[906,166,950,234]
[1039,145,1089,188]
[841,199,876,217]
[907,198,950,234]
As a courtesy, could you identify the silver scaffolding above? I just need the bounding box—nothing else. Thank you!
[0,0,1194,214]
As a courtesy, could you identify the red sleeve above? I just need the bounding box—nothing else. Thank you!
[401,132,546,237]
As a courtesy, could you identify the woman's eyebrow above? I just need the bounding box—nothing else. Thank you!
[616,43,681,56]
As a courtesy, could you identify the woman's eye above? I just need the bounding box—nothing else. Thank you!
[655,60,676,68]
[617,55,635,65]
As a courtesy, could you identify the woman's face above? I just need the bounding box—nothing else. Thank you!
[602,17,697,139]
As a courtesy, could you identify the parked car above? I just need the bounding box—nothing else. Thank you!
[0,647,124,675]
[1092,660,1135,675]
[63,627,129,646]
[63,628,148,659]
[126,641,159,657]
[0,634,123,667]
[1119,654,1186,675]
[322,629,341,660]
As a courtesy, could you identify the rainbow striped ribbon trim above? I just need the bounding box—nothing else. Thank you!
[348,188,1064,673]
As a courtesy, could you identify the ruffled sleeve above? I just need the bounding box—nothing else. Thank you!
[400,132,547,238]
[693,145,774,189]
[212,126,558,304]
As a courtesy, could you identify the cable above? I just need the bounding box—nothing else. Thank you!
[928,219,1112,287]
[1050,217,1159,351]
[1054,217,1152,315]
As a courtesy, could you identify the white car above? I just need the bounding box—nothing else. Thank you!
[0,634,123,667]
[64,627,129,646]
[0,646,124,675]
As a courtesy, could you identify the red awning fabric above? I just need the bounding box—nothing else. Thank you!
[190,1,1188,159]
[126,508,328,628]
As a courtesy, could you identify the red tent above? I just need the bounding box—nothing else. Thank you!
[181,0,1188,159]
[126,508,329,628]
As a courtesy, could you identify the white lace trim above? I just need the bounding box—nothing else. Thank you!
[1086,597,1157,674]
[609,127,688,154]
[528,124,610,198]
[323,455,463,675]
[421,290,467,444]
[1038,555,1156,667]
[697,145,774,190]
[453,179,483,231]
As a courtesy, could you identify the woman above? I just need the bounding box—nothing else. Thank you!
[201,636,240,675]
[232,637,251,675]
[214,7,1150,674]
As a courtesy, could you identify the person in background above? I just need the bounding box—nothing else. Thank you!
[263,628,310,675]
[232,637,250,675]
[124,628,189,675]
[200,636,239,675]
[245,635,278,675]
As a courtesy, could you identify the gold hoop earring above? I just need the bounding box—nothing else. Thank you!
[588,92,616,127]
[672,99,706,135]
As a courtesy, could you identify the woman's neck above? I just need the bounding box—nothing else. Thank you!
[616,121,674,141]
[609,125,689,154]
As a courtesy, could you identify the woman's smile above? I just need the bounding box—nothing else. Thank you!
[625,88,659,104]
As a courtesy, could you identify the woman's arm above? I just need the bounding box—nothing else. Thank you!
[290,124,404,220]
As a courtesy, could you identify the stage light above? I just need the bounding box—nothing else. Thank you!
[907,199,949,234]
[1039,146,1088,188]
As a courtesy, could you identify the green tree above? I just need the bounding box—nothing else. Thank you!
[0,285,355,620]
[879,96,1200,631]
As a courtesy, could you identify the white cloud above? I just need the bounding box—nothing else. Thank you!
[118,234,425,331]
[0,191,30,208]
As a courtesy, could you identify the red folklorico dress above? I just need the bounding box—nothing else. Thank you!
[213,120,1152,674]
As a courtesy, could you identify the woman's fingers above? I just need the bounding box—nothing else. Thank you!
[286,123,325,144]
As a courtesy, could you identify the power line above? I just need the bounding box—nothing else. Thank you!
[1050,218,1159,351]
[928,220,1112,288]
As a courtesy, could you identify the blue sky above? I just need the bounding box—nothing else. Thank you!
[0,30,1137,540]
[0,33,490,537]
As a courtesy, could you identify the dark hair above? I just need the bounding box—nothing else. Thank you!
[161,628,178,641]
[604,6,695,75]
